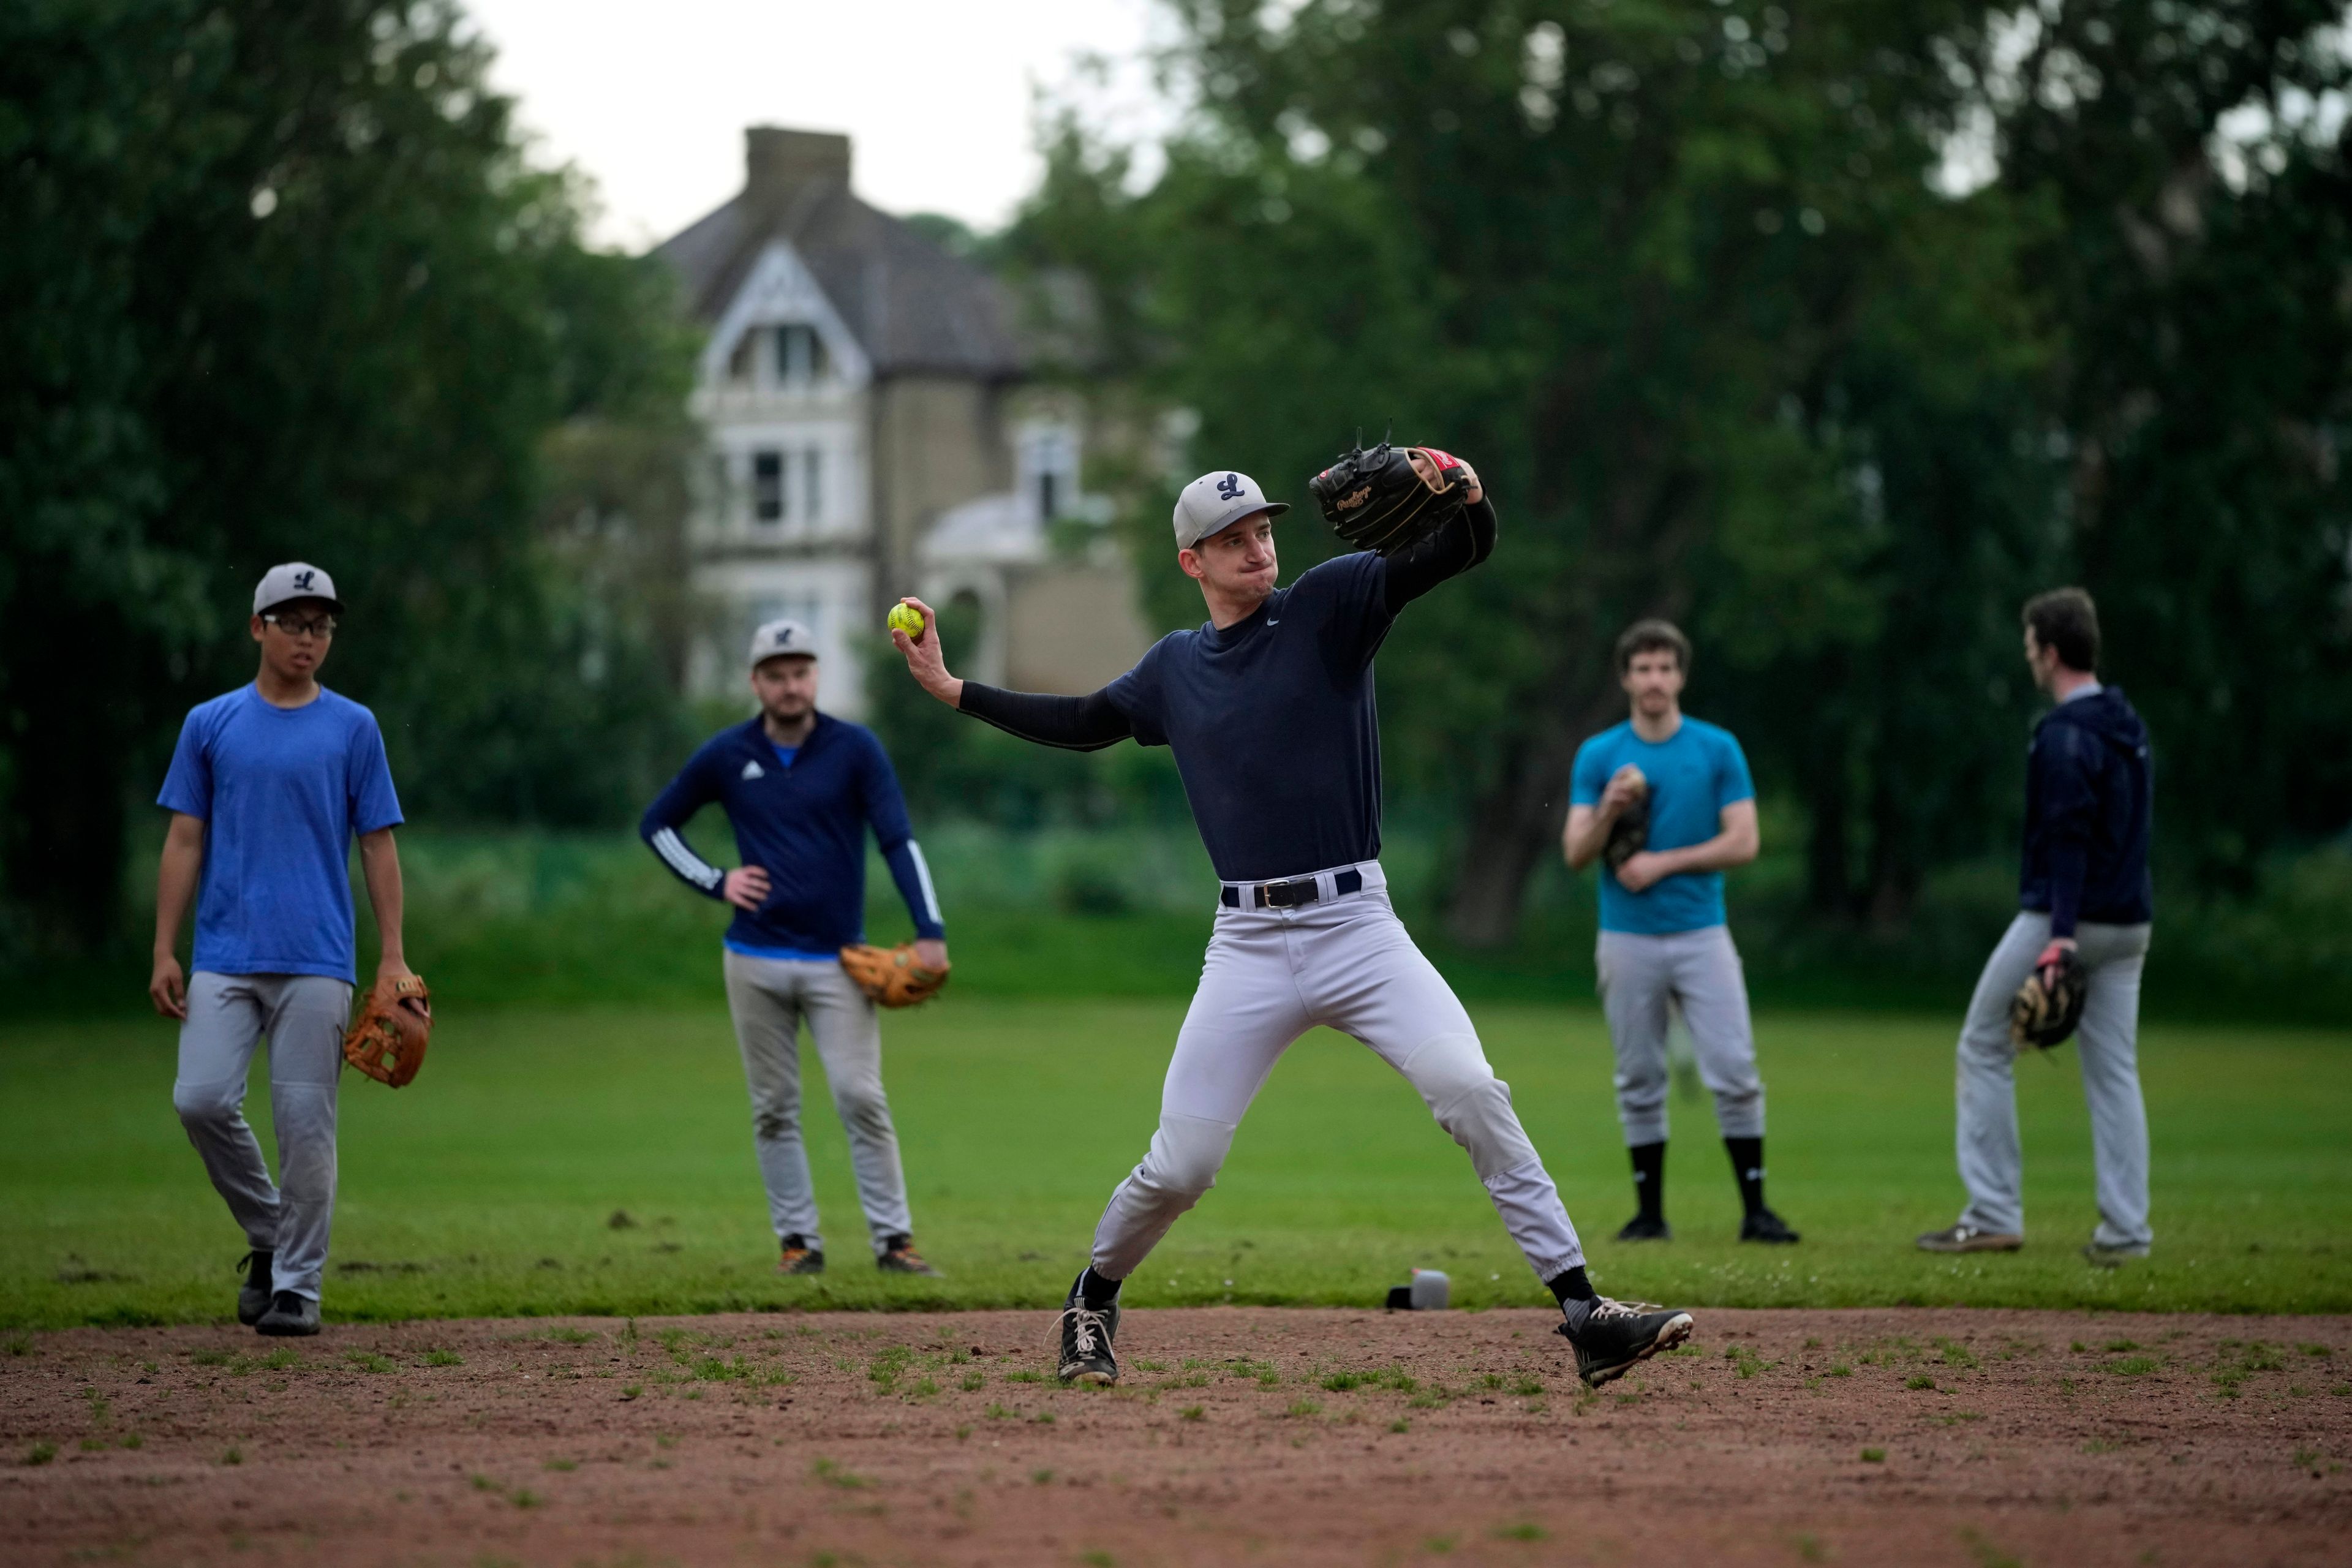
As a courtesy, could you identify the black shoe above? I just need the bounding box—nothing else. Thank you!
[254,1291,320,1337]
[1740,1208,1801,1245]
[1055,1278,1120,1387]
[1557,1298,1694,1389]
[776,1240,826,1276]
[236,1249,274,1326]
[877,1238,942,1276]
[1614,1214,1672,1242]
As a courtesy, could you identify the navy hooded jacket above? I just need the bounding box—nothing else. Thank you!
[2018,685,2154,937]
[640,713,943,954]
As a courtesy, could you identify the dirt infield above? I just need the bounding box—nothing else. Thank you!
[4,1306,2348,1566]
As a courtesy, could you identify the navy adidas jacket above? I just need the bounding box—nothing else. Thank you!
[640,713,943,953]
[2018,686,2154,937]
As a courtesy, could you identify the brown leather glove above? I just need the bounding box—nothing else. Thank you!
[2008,942,2086,1051]
[839,944,950,1008]
[343,974,432,1087]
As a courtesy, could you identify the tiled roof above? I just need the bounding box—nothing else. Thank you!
[655,179,1025,380]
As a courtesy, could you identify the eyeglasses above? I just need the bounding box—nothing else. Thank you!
[262,612,337,639]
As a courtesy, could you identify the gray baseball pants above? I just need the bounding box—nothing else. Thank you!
[172,971,353,1301]
[1092,864,1586,1284]
[1954,911,2154,1250]
[1595,925,1765,1145]
[722,951,913,1257]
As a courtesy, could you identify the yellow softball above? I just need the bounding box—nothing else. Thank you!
[886,602,926,641]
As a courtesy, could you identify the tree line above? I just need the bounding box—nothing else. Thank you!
[992,0,2352,944]
[0,0,699,959]
[4,0,2346,966]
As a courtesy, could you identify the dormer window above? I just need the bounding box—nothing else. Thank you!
[777,323,827,386]
[725,323,831,389]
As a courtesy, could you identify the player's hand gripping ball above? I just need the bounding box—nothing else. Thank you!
[886,602,927,642]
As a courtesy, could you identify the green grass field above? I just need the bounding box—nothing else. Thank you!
[4,997,2346,1329]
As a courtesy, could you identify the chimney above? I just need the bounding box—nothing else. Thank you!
[745,126,851,208]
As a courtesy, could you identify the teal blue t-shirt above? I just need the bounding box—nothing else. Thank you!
[1570,717,1754,934]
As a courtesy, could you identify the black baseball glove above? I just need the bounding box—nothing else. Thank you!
[1308,441,1475,557]
[1602,792,1650,876]
[2008,941,2087,1050]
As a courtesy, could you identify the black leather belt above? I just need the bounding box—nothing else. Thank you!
[1221,867,1365,910]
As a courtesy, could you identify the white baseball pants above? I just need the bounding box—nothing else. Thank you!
[172,971,353,1301]
[1091,864,1586,1283]
[1954,912,2154,1249]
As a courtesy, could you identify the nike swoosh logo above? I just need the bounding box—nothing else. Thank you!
[1266,618,1281,625]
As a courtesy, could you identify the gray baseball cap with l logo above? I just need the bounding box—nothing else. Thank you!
[748,617,818,668]
[254,562,342,616]
[1172,470,1289,551]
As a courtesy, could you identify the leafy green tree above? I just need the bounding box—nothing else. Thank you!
[1007,0,2351,940]
[0,0,696,957]
[1956,1,2352,889]
[1008,0,2042,940]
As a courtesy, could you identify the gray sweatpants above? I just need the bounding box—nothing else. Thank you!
[172,971,353,1301]
[722,951,913,1257]
[1595,925,1764,1145]
[1954,912,2154,1249]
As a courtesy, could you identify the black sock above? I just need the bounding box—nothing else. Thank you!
[1076,1266,1122,1310]
[1725,1136,1766,1216]
[1545,1265,1594,1306]
[1629,1140,1666,1221]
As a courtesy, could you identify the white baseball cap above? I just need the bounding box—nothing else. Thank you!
[1172,470,1289,551]
[748,618,818,668]
[253,562,341,616]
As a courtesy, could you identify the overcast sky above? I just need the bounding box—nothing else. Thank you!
[461,0,1168,252]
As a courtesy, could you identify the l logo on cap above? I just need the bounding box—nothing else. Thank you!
[1216,473,1243,500]
[293,569,315,590]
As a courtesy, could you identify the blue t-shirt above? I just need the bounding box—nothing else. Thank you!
[1570,717,1754,934]
[157,685,404,982]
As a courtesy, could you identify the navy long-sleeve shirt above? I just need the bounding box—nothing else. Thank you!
[2018,684,2154,937]
[956,497,1496,882]
[640,713,943,953]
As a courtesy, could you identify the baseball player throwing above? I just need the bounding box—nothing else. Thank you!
[642,619,947,1277]
[1562,620,1798,1245]
[890,448,1693,1388]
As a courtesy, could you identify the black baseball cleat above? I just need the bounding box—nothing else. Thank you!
[1740,1208,1801,1245]
[877,1238,942,1276]
[1557,1297,1694,1388]
[254,1291,321,1337]
[1055,1281,1120,1387]
[777,1239,826,1276]
[236,1248,274,1326]
[1614,1214,1672,1242]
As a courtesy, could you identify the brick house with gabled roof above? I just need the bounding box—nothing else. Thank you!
[654,126,1152,715]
